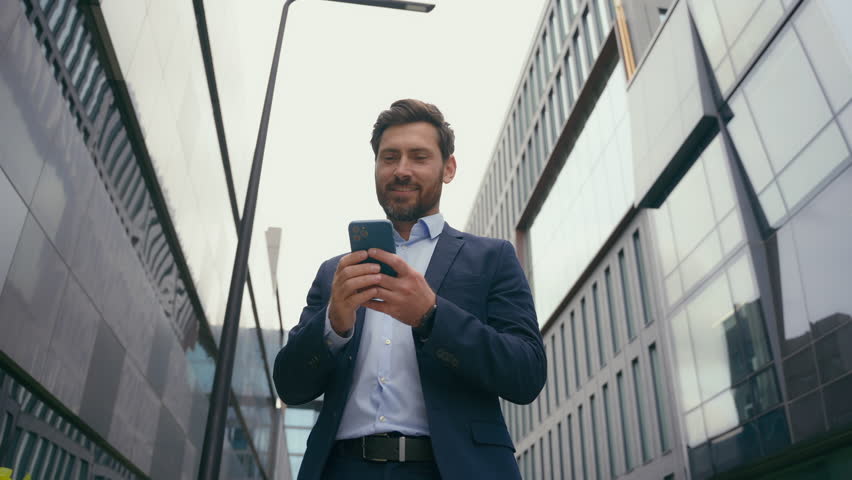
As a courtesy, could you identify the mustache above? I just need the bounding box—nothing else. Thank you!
[386,181,419,190]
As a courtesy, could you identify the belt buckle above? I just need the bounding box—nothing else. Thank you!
[361,436,389,463]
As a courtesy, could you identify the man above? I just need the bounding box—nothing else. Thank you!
[274,99,546,480]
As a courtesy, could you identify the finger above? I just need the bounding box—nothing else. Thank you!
[337,262,381,283]
[337,251,369,271]
[362,299,390,314]
[370,286,405,305]
[349,287,381,306]
[368,249,410,275]
[341,274,383,298]
[373,273,402,290]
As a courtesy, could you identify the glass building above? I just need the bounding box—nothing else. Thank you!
[1,0,286,478]
[465,0,852,478]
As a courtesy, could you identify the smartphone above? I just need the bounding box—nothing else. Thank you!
[348,219,398,277]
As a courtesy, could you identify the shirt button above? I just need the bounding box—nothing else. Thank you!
[385,339,391,345]
[379,416,386,422]
[380,377,386,383]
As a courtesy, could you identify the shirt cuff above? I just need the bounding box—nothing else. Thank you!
[324,306,353,353]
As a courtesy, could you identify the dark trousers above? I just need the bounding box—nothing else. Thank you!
[321,454,442,480]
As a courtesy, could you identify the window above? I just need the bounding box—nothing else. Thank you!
[649,344,672,451]
[617,371,635,471]
[597,0,614,33]
[688,0,786,93]
[512,111,520,156]
[540,437,546,480]
[514,168,522,215]
[515,100,524,150]
[535,49,546,95]
[558,421,566,479]
[565,50,579,102]
[605,267,620,353]
[571,310,581,388]
[579,405,589,479]
[536,120,546,170]
[527,137,536,190]
[541,106,552,155]
[543,32,554,72]
[633,231,653,325]
[568,414,577,479]
[632,358,652,462]
[603,383,616,476]
[548,429,555,480]
[583,8,599,56]
[526,72,535,126]
[528,401,534,435]
[618,250,636,340]
[556,72,569,121]
[561,323,571,398]
[573,31,586,87]
[591,395,602,480]
[547,91,560,147]
[593,283,606,366]
[552,335,560,406]
[569,0,579,20]
[727,14,851,229]
[658,8,669,22]
[545,341,552,416]
[555,0,569,42]
[581,297,593,377]
[549,12,561,60]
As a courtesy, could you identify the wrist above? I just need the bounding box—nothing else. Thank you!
[413,302,437,340]
[329,309,353,337]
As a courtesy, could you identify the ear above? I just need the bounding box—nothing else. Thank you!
[443,155,457,184]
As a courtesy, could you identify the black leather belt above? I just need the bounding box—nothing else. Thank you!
[334,434,434,462]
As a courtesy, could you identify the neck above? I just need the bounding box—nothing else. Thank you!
[392,220,416,241]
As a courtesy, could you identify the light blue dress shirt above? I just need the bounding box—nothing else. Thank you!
[323,213,444,440]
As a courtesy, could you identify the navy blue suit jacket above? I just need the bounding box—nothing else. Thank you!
[274,224,546,480]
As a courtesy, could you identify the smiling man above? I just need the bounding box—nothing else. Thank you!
[274,99,546,480]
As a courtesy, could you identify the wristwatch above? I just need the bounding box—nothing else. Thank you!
[413,303,437,340]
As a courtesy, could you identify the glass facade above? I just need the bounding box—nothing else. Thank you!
[473,0,852,479]
[529,62,632,323]
[0,0,283,478]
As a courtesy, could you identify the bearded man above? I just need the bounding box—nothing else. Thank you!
[274,99,546,480]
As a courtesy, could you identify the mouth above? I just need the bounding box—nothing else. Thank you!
[388,185,418,194]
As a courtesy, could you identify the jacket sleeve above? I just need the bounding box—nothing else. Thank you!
[273,259,338,405]
[418,240,546,404]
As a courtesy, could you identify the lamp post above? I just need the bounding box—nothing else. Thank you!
[196,1,434,479]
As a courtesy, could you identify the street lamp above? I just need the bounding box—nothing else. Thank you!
[196,0,434,479]
[328,0,436,12]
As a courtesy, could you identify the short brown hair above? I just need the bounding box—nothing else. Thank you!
[370,99,455,161]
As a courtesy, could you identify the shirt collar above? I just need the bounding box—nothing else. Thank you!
[392,213,445,244]
[420,212,445,240]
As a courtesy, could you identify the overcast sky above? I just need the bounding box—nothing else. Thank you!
[228,0,549,330]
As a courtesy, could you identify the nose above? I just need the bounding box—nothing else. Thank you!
[394,156,414,180]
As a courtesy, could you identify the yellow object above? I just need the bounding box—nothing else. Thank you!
[23,475,31,480]
[0,467,13,480]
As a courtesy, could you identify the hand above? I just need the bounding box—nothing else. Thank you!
[362,248,437,327]
[328,251,382,336]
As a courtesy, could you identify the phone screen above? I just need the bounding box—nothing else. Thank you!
[348,220,398,277]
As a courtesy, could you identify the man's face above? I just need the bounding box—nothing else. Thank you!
[375,122,456,222]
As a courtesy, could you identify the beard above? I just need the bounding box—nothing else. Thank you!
[377,177,443,222]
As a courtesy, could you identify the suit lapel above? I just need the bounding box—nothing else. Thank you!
[424,223,464,293]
